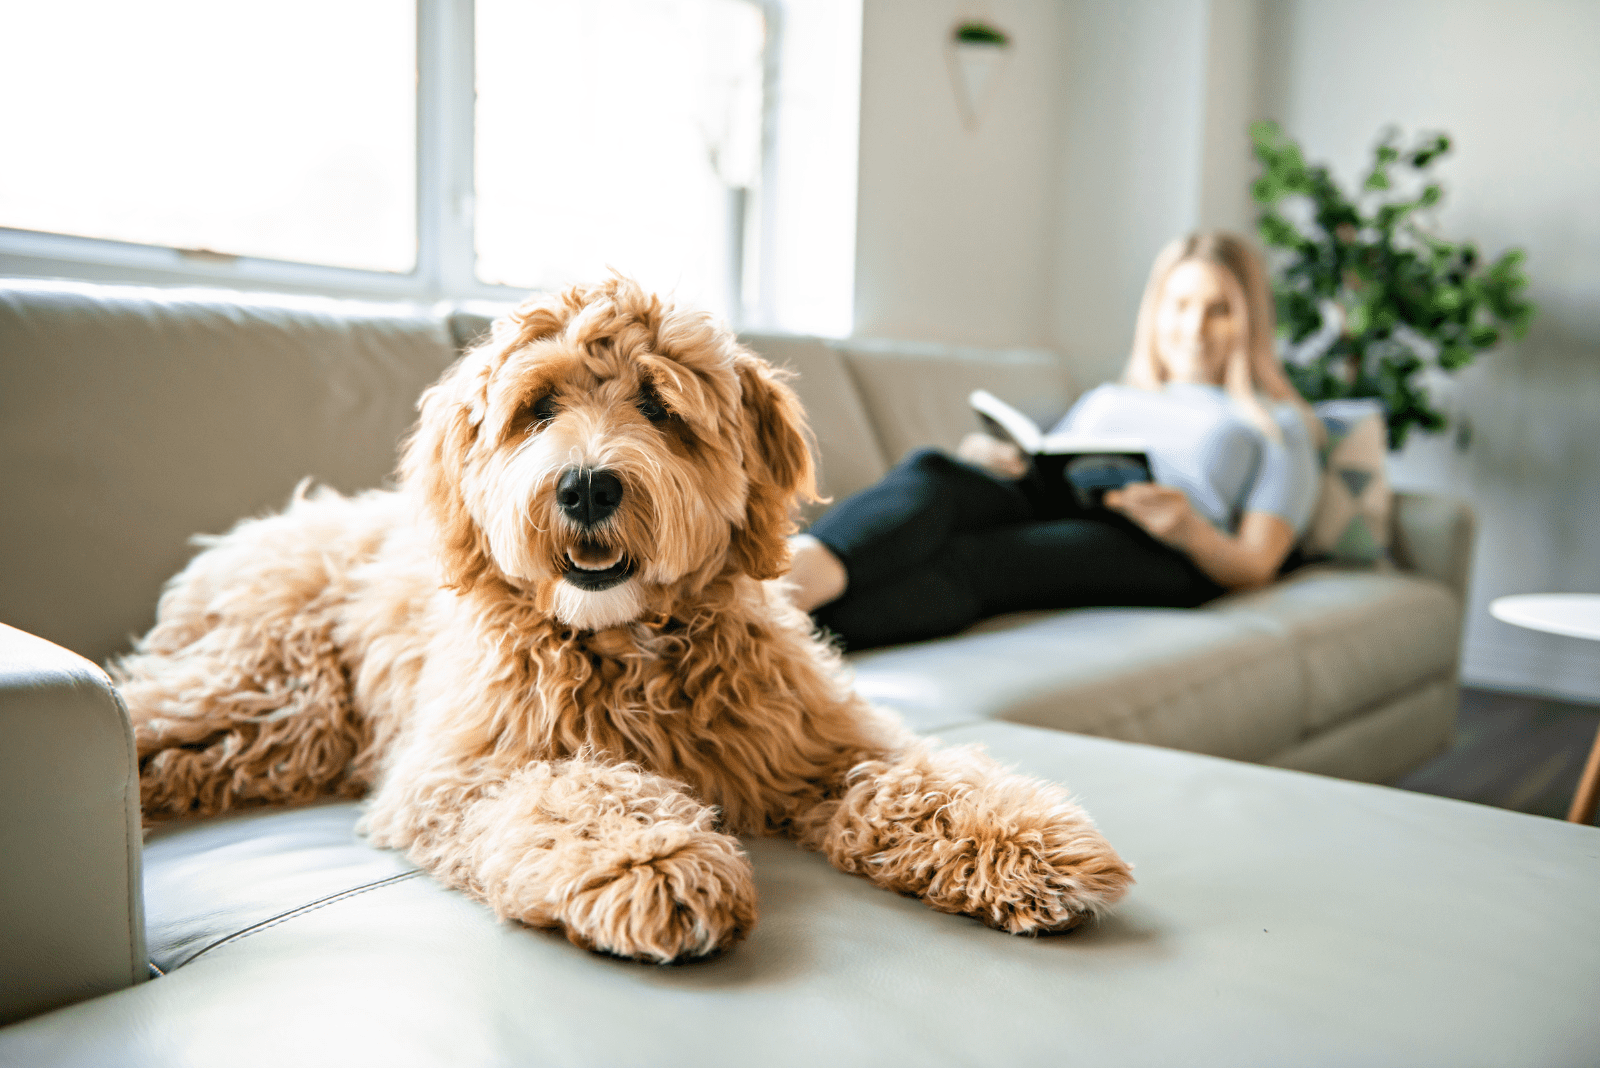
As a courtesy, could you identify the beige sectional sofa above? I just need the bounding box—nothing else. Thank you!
[3,279,1596,1066]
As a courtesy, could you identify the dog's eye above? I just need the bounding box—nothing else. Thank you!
[637,392,669,423]
[525,394,557,430]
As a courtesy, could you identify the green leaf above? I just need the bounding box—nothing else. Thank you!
[1409,134,1452,169]
[1258,211,1301,248]
[1249,119,1281,147]
[1346,301,1370,337]
[953,21,1009,45]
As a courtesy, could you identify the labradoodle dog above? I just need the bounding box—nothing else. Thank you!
[117,276,1132,962]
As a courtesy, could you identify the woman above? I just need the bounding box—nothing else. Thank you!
[788,231,1322,650]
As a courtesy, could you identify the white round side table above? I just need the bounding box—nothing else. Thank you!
[1489,593,1600,824]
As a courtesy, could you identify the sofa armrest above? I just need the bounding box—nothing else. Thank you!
[1389,492,1477,602]
[0,624,146,1025]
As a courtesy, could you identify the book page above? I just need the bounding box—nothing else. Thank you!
[968,390,1043,454]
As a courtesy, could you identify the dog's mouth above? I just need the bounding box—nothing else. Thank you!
[562,541,634,591]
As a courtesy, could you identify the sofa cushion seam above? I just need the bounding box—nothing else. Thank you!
[174,870,424,969]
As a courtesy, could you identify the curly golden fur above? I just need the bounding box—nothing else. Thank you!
[116,276,1132,962]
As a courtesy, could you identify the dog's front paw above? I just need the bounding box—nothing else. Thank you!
[555,827,758,963]
[822,743,1133,934]
[920,820,1134,934]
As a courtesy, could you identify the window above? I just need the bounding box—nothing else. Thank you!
[0,0,859,335]
[476,0,764,323]
[0,0,417,274]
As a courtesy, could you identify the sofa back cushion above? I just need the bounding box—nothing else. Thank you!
[737,333,889,518]
[834,339,1079,464]
[0,280,457,666]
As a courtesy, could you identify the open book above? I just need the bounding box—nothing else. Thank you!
[969,389,1152,509]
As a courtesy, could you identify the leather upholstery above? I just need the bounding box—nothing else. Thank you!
[1267,675,1457,783]
[1391,490,1477,601]
[1212,566,1462,737]
[0,625,145,1024]
[833,337,1079,464]
[2,723,1596,1067]
[0,280,457,666]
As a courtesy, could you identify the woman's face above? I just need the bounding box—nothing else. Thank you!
[1153,259,1244,386]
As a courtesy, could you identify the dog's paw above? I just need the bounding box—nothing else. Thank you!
[555,828,758,963]
[925,825,1134,935]
[821,743,1133,934]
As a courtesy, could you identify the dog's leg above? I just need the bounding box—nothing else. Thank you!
[115,488,392,819]
[798,741,1133,933]
[120,609,367,820]
[362,755,758,963]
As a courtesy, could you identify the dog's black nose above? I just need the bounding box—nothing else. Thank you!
[556,467,624,527]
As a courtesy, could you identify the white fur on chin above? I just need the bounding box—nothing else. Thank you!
[551,578,644,630]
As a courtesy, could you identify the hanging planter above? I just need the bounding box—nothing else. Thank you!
[946,20,1011,131]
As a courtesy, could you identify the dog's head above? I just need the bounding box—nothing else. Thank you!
[401,276,816,630]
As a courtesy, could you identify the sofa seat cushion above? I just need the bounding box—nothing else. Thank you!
[1208,564,1463,736]
[850,608,1303,762]
[848,568,1461,765]
[141,805,416,973]
[3,724,1596,1068]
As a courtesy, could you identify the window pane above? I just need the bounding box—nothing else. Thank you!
[0,1,417,274]
[475,0,765,316]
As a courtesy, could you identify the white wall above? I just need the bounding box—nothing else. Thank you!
[1257,0,1600,701]
[852,0,1064,346]
[1050,0,1212,385]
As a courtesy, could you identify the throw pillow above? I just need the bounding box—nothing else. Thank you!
[1299,399,1391,563]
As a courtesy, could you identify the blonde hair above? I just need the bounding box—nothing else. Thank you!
[1124,232,1321,445]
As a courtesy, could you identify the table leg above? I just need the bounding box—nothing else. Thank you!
[1568,720,1600,825]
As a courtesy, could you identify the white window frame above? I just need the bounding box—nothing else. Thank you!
[0,0,784,324]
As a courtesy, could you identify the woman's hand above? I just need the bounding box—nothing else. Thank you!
[956,432,1028,479]
[1107,484,1295,591]
[1103,483,1197,549]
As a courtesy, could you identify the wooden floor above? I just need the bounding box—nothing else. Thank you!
[1395,686,1600,825]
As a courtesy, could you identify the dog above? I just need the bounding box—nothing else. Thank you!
[117,276,1132,963]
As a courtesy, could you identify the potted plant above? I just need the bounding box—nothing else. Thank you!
[947,19,1011,131]
[1250,121,1536,449]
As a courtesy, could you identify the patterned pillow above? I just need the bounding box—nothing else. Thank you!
[1299,400,1391,563]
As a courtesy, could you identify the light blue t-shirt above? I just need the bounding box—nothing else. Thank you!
[1051,382,1319,536]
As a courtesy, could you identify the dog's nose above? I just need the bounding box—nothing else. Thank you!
[556,467,624,527]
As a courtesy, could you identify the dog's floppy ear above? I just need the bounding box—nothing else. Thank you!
[728,351,818,581]
[399,351,497,590]
[402,293,580,589]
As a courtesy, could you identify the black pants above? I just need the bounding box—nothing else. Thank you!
[808,449,1225,650]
